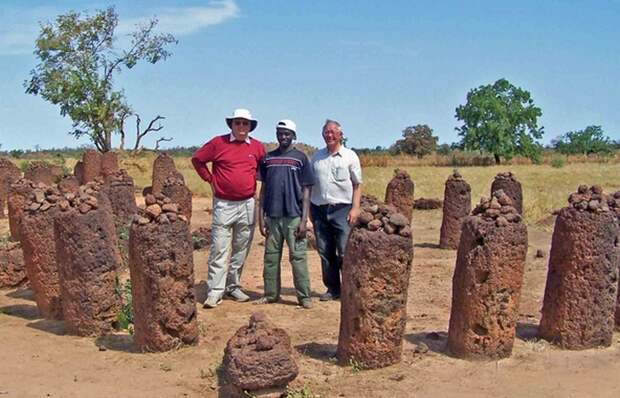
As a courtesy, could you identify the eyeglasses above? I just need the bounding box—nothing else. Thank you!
[234,120,250,126]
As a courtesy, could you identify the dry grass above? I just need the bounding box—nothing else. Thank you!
[5,153,620,224]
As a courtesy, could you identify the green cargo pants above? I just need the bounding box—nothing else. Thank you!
[263,217,311,304]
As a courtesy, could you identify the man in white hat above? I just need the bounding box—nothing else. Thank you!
[255,119,314,309]
[192,108,266,308]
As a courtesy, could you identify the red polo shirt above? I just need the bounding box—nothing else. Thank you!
[192,134,266,201]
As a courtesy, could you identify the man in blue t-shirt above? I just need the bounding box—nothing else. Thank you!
[256,119,314,309]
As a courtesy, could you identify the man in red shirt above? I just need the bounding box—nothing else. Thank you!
[192,108,266,308]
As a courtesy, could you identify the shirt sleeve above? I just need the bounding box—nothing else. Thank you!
[348,150,363,184]
[256,143,267,181]
[257,157,266,182]
[191,140,215,183]
[301,153,315,186]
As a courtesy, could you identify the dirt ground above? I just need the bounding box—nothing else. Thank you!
[1,196,620,398]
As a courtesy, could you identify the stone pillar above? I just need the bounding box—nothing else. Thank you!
[384,169,414,222]
[57,175,80,194]
[74,161,85,184]
[610,190,620,330]
[447,191,527,360]
[152,153,183,194]
[439,171,471,249]
[162,176,192,222]
[337,205,414,369]
[0,241,27,288]
[0,158,21,219]
[20,185,63,319]
[54,185,121,336]
[101,151,119,176]
[223,312,298,395]
[82,149,102,184]
[539,185,619,349]
[24,161,55,186]
[103,170,138,228]
[491,172,523,214]
[7,179,35,241]
[129,195,198,351]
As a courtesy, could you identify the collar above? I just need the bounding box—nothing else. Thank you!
[229,133,251,145]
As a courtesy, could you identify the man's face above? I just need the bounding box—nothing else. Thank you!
[276,128,295,148]
[322,123,342,146]
[231,118,251,140]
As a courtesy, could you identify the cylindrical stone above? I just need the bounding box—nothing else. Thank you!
[539,208,619,349]
[103,170,138,228]
[491,172,523,214]
[24,161,55,186]
[337,228,414,369]
[152,153,183,194]
[54,200,121,336]
[20,206,63,319]
[101,151,119,176]
[439,173,471,249]
[82,149,102,184]
[74,161,85,184]
[0,241,27,288]
[162,177,192,222]
[7,179,34,241]
[612,193,620,330]
[129,218,199,351]
[447,215,528,360]
[57,175,80,194]
[0,158,21,219]
[384,169,414,222]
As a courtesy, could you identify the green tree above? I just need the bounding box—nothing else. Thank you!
[391,124,438,158]
[455,78,544,164]
[552,125,614,156]
[25,7,177,152]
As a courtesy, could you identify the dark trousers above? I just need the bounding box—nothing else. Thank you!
[310,203,352,295]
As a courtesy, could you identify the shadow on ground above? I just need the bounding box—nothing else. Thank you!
[95,333,136,353]
[295,342,337,363]
[404,330,448,355]
[0,303,41,320]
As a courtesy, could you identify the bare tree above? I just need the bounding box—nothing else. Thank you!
[155,137,173,151]
[118,113,167,153]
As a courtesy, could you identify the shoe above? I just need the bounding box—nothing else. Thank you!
[319,291,340,301]
[300,300,313,309]
[253,297,276,305]
[203,296,222,308]
[227,288,250,302]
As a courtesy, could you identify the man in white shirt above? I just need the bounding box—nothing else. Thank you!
[310,119,362,301]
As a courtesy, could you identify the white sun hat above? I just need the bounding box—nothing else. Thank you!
[226,108,257,131]
[276,119,296,134]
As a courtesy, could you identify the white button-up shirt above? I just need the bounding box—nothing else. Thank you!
[310,146,363,206]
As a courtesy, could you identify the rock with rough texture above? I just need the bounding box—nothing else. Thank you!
[0,241,27,288]
[57,175,80,194]
[129,205,198,351]
[223,312,298,392]
[0,158,21,219]
[539,186,619,348]
[439,172,472,249]
[7,179,35,241]
[491,172,523,214]
[73,161,84,184]
[161,176,192,221]
[82,149,103,184]
[24,161,55,186]
[337,225,414,369]
[447,195,527,360]
[102,170,138,228]
[54,191,121,336]
[413,197,443,210]
[152,153,183,194]
[610,191,620,330]
[384,169,414,222]
[20,186,63,319]
[101,151,119,176]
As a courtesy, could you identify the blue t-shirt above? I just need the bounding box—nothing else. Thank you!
[259,147,314,218]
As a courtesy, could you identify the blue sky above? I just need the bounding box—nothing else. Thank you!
[0,0,618,150]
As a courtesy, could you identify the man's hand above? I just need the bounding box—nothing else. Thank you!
[347,207,360,226]
[295,222,307,239]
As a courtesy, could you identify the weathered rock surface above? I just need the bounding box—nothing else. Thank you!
[129,195,198,351]
[102,170,138,228]
[447,193,527,360]
[539,186,619,348]
[152,153,183,195]
[20,185,63,319]
[439,171,472,249]
[337,225,414,369]
[7,179,35,241]
[54,187,121,336]
[101,151,119,176]
[0,241,27,288]
[223,312,298,391]
[57,175,80,194]
[610,191,620,330]
[73,161,84,184]
[384,169,414,222]
[491,172,523,214]
[24,161,55,186]
[0,157,21,219]
[82,149,102,184]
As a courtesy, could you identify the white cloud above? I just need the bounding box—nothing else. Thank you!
[118,0,239,36]
[0,1,239,56]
